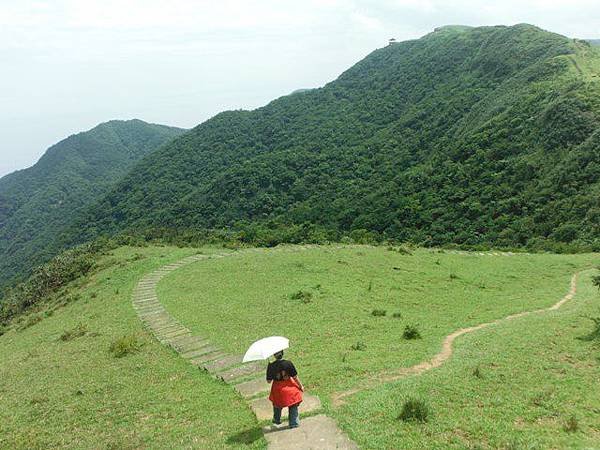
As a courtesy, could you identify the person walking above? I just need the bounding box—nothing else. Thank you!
[266,350,304,428]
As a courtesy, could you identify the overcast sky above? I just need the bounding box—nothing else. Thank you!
[1,0,599,177]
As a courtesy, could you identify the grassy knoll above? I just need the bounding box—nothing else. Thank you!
[0,245,265,449]
[337,270,600,449]
[158,246,596,397]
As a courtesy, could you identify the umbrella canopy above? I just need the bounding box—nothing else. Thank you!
[243,336,289,363]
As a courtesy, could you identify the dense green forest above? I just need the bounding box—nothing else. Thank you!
[62,25,599,252]
[0,120,185,287]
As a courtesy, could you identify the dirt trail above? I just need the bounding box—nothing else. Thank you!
[331,272,579,406]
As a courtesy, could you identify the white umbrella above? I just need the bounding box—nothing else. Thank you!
[242,336,289,363]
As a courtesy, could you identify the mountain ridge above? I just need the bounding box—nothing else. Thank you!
[62,24,599,251]
[0,119,186,286]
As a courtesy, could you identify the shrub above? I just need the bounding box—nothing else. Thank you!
[110,335,142,358]
[472,366,483,378]
[564,415,578,433]
[350,341,366,351]
[403,325,421,340]
[371,309,387,317]
[449,273,459,280]
[579,316,600,341]
[0,240,113,325]
[60,323,88,341]
[367,281,373,292]
[392,312,402,318]
[593,274,600,291]
[398,398,430,422]
[290,290,313,304]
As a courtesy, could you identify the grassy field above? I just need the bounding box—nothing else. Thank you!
[0,245,265,449]
[337,270,600,449]
[158,246,595,394]
[1,244,599,449]
[157,245,599,448]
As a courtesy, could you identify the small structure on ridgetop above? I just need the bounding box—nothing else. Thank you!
[388,38,397,46]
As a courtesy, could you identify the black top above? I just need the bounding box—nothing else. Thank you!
[266,359,298,381]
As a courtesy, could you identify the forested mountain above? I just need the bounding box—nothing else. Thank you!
[588,40,600,46]
[63,25,600,252]
[0,120,185,286]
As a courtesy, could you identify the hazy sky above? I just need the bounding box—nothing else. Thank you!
[1,0,599,177]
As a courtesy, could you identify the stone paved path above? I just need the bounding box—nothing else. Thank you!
[132,249,357,449]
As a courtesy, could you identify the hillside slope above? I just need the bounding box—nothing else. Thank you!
[0,120,185,286]
[69,25,600,249]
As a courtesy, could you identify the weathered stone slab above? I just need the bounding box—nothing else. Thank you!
[218,362,264,383]
[203,355,242,373]
[250,394,321,421]
[170,336,208,351]
[155,326,187,336]
[263,414,358,449]
[233,377,270,398]
[180,345,218,359]
[190,351,226,366]
[135,303,161,311]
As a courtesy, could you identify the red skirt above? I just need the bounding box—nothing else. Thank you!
[269,379,303,408]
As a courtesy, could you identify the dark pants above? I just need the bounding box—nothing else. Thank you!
[273,403,300,427]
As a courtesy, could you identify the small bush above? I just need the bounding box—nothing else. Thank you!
[564,415,578,433]
[592,274,600,290]
[392,312,402,318]
[110,335,142,358]
[579,316,600,341]
[60,323,88,342]
[449,273,459,280]
[367,281,373,292]
[350,341,366,351]
[90,292,97,299]
[472,366,483,378]
[403,325,421,340]
[290,290,313,304]
[398,398,430,422]
[18,314,43,331]
[371,309,387,317]
[387,246,413,255]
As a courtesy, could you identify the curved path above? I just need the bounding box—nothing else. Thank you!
[131,249,358,450]
[132,245,582,446]
[331,271,581,406]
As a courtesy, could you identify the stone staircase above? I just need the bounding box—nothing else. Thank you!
[132,250,358,449]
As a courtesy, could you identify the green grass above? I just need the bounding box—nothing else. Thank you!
[337,270,600,449]
[0,245,265,449]
[2,244,599,448]
[158,246,595,397]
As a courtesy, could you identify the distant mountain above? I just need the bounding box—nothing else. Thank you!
[64,24,600,251]
[588,39,600,47]
[0,120,185,286]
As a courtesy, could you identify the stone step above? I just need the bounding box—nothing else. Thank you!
[190,351,226,366]
[150,322,181,331]
[233,377,271,398]
[170,336,209,351]
[143,318,174,327]
[250,394,321,421]
[135,304,162,312]
[156,328,189,338]
[203,354,243,373]
[152,327,187,337]
[180,345,218,360]
[263,414,358,449]
[218,361,265,383]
